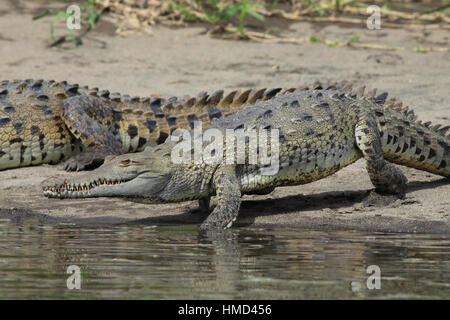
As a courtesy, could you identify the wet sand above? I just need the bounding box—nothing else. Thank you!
[0,1,449,232]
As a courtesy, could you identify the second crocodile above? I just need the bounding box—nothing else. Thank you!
[0,79,289,171]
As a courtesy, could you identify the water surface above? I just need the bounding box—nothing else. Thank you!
[0,219,448,299]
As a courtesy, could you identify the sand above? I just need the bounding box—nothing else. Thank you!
[0,1,449,233]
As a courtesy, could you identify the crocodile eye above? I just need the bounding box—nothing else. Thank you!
[118,159,131,167]
[118,159,142,167]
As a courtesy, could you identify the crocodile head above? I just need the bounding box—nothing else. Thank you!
[42,143,202,203]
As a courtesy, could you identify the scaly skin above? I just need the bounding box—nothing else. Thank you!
[0,79,294,171]
[43,84,450,230]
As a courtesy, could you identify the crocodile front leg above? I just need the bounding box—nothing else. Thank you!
[62,96,123,171]
[199,165,241,230]
[354,109,408,199]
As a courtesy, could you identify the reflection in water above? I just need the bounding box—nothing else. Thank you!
[0,218,449,299]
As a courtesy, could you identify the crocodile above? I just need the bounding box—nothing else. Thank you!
[43,84,450,230]
[0,78,295,171]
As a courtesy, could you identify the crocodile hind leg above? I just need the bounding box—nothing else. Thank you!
[199,165,241,230]
[62,96,123,171]
[355,110,408,199]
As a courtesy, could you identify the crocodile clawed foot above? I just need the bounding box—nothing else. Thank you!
[64,155,104,171]
[63,147,121,171]
[373,164,408,200]
[199,213,237,231]
[199,220,230,231]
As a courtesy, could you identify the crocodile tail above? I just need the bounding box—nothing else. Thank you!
[362,89,450,177]
[382,117,449,177]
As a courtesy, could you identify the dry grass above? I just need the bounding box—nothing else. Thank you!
[97,0,450,36]
[37,1,450,51]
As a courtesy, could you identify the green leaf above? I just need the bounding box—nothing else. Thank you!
[68,26,77,45]
[415,46,426,53]
[264,27,276,35]
[209,0,218,8]
[380,4,393,13]
[327,41,340,47]
[247,3,265,9]
[32,9,56,20]
[49,11,68,41]
[88,11,100,28]
[81,0,97,9]
[169,1,199,21]
[247,9,265,21]
[221,5,240,20]
[204,13,214,23]
[349,35,360,43]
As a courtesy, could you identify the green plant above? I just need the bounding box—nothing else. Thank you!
[169,0,265,35]
[327,41,339,47]
[349,34,360,43]
[301,0,325,16]
[334,0,340,12]
[221,0,265,34]
[380,3,394,13]
[169,1,200,21]
[33,0,101,45]
[415,46,426,53]
[197,0,222,23]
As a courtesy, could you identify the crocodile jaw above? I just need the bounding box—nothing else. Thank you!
[44,176,128,198]
[42,169,170,201]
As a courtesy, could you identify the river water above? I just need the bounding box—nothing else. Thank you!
[0,219,448,299]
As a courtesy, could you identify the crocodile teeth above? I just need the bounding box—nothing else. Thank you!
[44,178,131,196]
